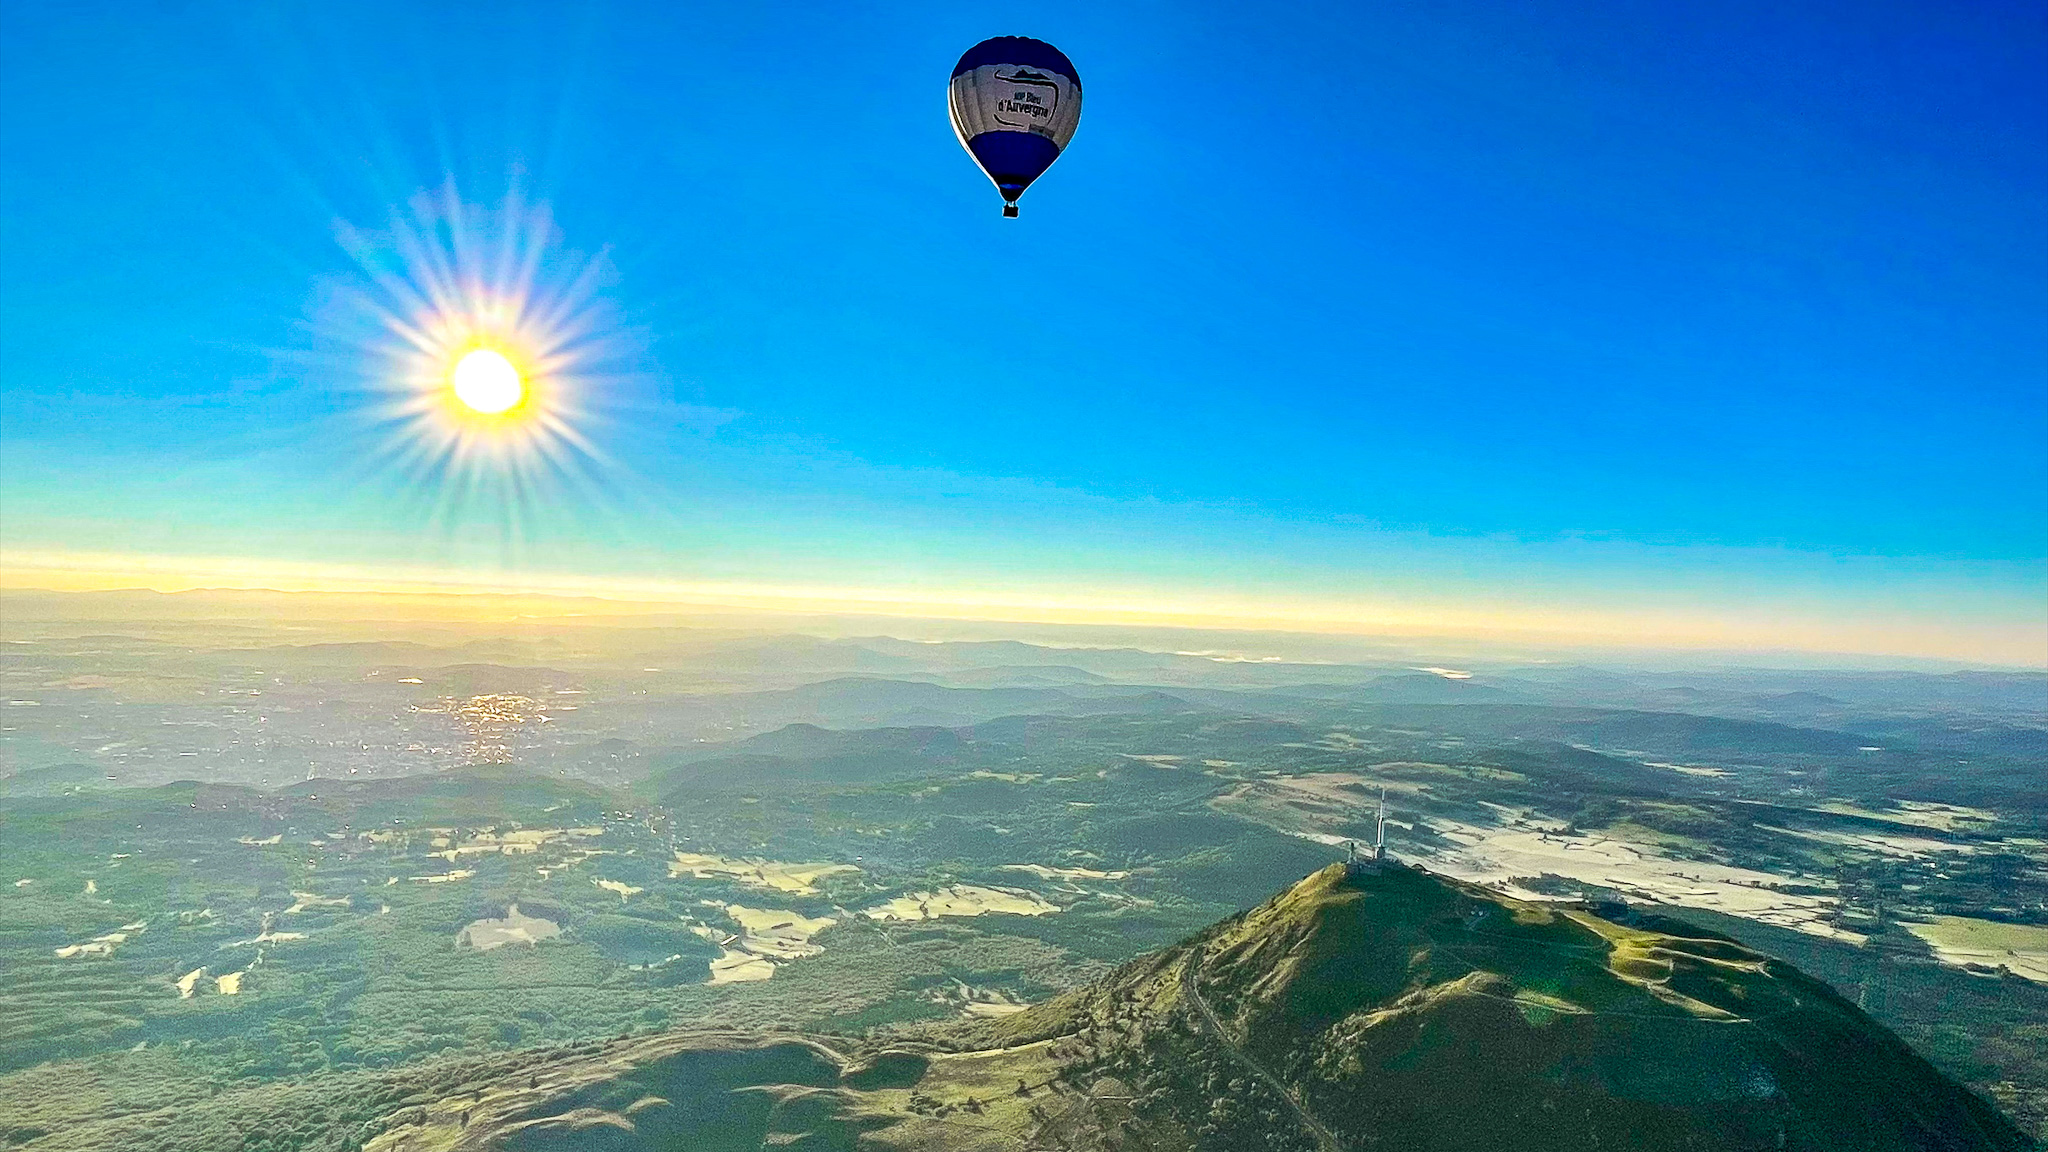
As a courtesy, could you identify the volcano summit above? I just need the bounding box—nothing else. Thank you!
[365,862,2026,1152]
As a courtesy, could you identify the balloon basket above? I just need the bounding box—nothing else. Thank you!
[1002,204,1019,218]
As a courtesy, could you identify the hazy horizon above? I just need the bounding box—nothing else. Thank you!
[3,583,2042,672]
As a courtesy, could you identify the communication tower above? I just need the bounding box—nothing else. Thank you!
[1345,789,1390,876]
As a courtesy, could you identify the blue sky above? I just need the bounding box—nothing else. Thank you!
[2,1,2043,661]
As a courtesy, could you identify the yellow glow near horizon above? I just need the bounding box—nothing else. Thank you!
[450,348,525,414]
[4,549,2044,667]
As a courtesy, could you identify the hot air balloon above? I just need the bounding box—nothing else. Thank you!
[948,37,1082,217]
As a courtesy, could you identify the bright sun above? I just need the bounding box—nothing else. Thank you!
[450,348,525,414]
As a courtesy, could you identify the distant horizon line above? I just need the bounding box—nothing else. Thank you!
[3,548,2042,669]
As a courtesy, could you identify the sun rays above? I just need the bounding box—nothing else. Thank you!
[318,185,629,554]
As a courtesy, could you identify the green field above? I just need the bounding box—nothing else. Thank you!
[1,619,2043,1145]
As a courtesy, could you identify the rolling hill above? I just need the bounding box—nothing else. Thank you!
[357,864,2028,1152]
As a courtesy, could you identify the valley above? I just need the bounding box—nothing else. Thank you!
[0,606,2043,1147]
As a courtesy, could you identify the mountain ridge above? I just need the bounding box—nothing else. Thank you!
[354,863,2029,1152]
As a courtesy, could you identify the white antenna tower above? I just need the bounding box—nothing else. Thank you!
[1375,787,1387,860]
[1347,788,1389,876]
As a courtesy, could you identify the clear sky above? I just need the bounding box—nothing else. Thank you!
[2,1,2044,662]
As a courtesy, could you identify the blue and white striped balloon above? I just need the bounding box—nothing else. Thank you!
[948,37,1082,217]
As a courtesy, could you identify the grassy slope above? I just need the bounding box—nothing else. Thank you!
[8,846,2031,1152]
[950,864,2032,1151]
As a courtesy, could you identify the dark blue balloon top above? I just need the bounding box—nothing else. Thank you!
[951,36,1081,92]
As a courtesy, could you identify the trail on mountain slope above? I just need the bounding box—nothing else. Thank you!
[1179,958,1344,1152]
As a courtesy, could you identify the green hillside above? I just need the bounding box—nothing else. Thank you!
[994,863,2027,1150]
[336,863,2028,1152]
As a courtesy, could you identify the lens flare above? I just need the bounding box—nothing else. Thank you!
[313,185,635,554]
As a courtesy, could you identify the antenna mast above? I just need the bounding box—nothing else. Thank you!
[1374,788,1387,862]
[1346,789,1390,877]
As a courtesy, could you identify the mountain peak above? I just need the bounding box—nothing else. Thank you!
[983,862,2027,1150]
[373,864,2029,1152]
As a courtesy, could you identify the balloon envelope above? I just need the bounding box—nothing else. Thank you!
[948,37,1082,215]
